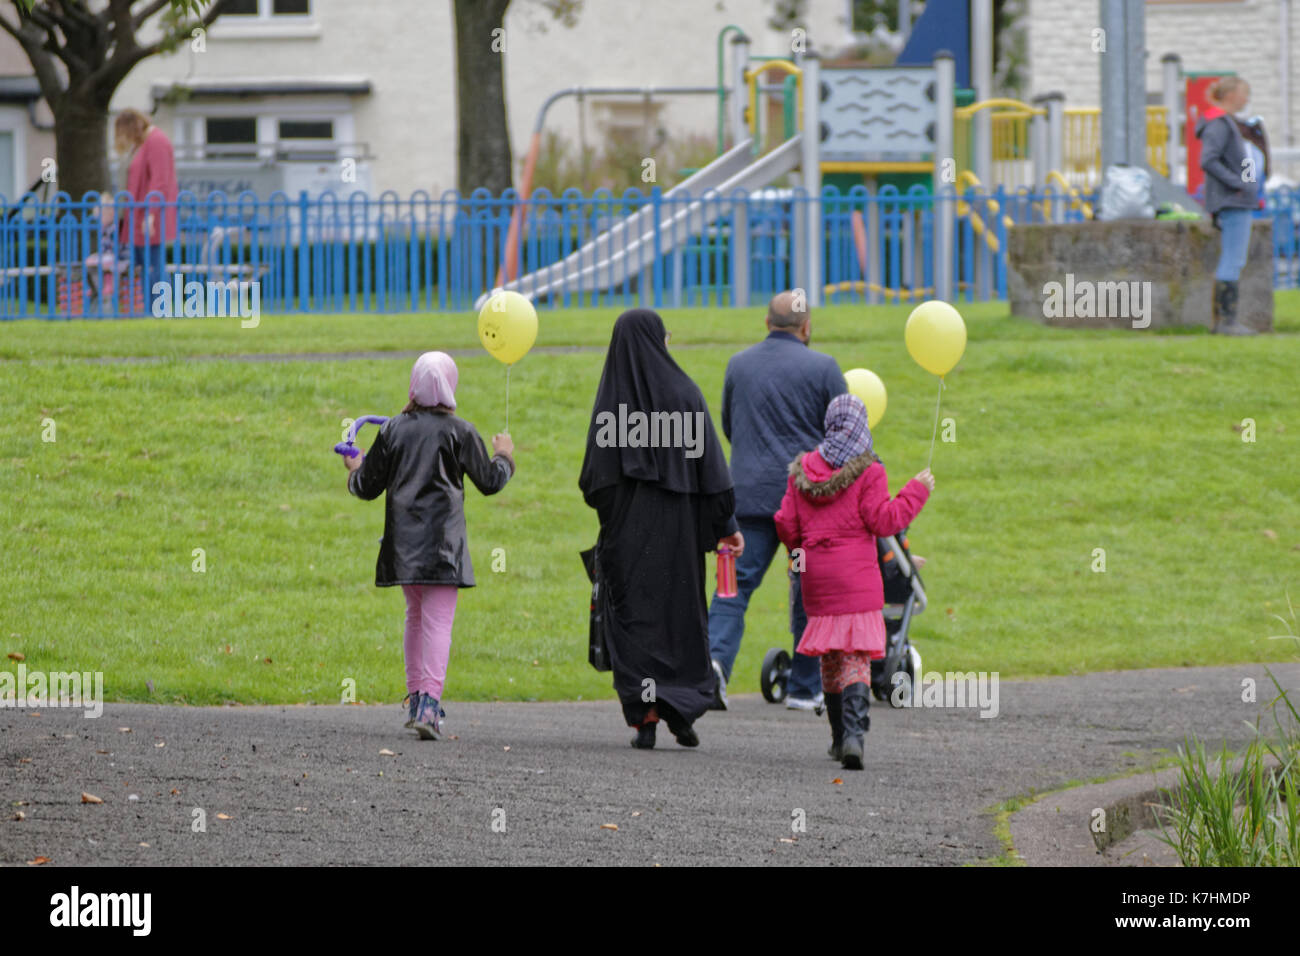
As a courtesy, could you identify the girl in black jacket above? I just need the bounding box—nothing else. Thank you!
[344,352,515,739]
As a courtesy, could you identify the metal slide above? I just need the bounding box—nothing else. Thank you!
[480,135,805,307]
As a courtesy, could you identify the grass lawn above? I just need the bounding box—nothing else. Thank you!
[3,294,1299,706]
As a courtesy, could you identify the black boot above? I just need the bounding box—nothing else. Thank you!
[840,683,870,770]
[1214,280,1256,336]
[659,701,699,748]
[824,692,843,760]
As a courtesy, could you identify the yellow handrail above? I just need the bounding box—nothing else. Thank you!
[954,97,1046,119]
[825,280,973,299]
[745,59,802,140]
[953,99,1046,191]
[954,169,1015,253]
[823,280,933,301]
[1043,169,1094,220]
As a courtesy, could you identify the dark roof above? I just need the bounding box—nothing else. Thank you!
[150,77,372,99]
[0,76,43,102]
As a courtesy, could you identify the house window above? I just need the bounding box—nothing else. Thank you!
[205,117,258,159]
[277,118,337,160]
[278,120,333,140]
[224,0,311,16]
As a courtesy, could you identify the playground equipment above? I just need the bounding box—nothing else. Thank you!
[491,37,960,308]
[482,134,806,309]
[488,0,1209,311]
[499,84,719,286]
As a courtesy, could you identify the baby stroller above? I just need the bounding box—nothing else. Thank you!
[759,528,926,709]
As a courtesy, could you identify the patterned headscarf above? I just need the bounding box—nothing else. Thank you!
[818,393,872,468]
[409,351,458,409]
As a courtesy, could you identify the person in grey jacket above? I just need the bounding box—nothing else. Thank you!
[1195,76,1266,336]
[708,291,847,711]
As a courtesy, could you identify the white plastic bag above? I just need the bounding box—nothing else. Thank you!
[1098,165,1153,220]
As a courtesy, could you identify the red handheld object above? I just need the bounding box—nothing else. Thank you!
[716,546,738,598]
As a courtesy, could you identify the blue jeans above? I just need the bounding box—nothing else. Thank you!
[133,243,167,311]
[708,516,822,699]
[1215,208,1252,281]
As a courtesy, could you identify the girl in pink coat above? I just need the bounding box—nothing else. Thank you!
[774,393,934,770]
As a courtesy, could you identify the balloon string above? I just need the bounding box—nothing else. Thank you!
[927,376,945,470]
[505,363,511,434]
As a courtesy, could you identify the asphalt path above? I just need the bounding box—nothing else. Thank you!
[3,662,1295,866]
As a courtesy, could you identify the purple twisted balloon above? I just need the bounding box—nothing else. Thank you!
[333,415,389,458]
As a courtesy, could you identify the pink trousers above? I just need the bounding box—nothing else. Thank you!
[401,584,458,699]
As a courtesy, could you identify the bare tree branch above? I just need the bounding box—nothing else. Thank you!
[94,0,229,94]
[130,0,171,31]
[38,27,91,78]
[55,0,103,35]
[52,1,107,77]
[22,2,71,34]
[0,6,24,38]
[1,5,66,109]
[105,0,137,56]
[129,0,227,63]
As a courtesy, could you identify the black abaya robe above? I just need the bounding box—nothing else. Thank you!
[588,480,736,725]
[579,310,738,727]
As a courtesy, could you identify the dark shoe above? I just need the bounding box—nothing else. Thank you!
[1213,280,1256,335]
[631,723,656,749]
[840,683,870,771]
[413,692,441,740]
[824,692,843,760]
[659,702,699,747]
[1211,279,1226,330]
[708,660,729,711]
[403,692,418,730]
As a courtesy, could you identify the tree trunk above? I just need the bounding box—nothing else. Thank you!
[54,90,113,200]
[452,0,514,196]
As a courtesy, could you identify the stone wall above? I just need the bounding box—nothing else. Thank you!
[1006,219,1274,331]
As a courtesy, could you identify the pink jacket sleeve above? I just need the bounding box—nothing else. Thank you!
[127,129,179,244]
[774,475,801,550]
[858,463,929,537]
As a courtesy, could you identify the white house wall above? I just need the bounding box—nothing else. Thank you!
[103,0,853,197]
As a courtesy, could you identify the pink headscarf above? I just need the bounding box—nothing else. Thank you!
[409,351,458,409]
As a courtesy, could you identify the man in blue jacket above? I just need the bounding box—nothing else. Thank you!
[709,290,847,711]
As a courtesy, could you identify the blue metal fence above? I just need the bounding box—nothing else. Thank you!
[2,184,1297,319]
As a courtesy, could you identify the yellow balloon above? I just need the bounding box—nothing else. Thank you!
[905,300,967,376]
[844,368,887,428]
[477,290,538,365]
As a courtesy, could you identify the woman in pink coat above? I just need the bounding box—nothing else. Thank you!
[774,393,934,770]
[114,109,178,304]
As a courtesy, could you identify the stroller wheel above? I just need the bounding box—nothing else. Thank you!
[759,648,791,704]
[889,644,922,709]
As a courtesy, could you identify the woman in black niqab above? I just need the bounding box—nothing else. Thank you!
[580,309,744,748]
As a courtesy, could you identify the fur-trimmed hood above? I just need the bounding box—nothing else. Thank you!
[787,448,880,499]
